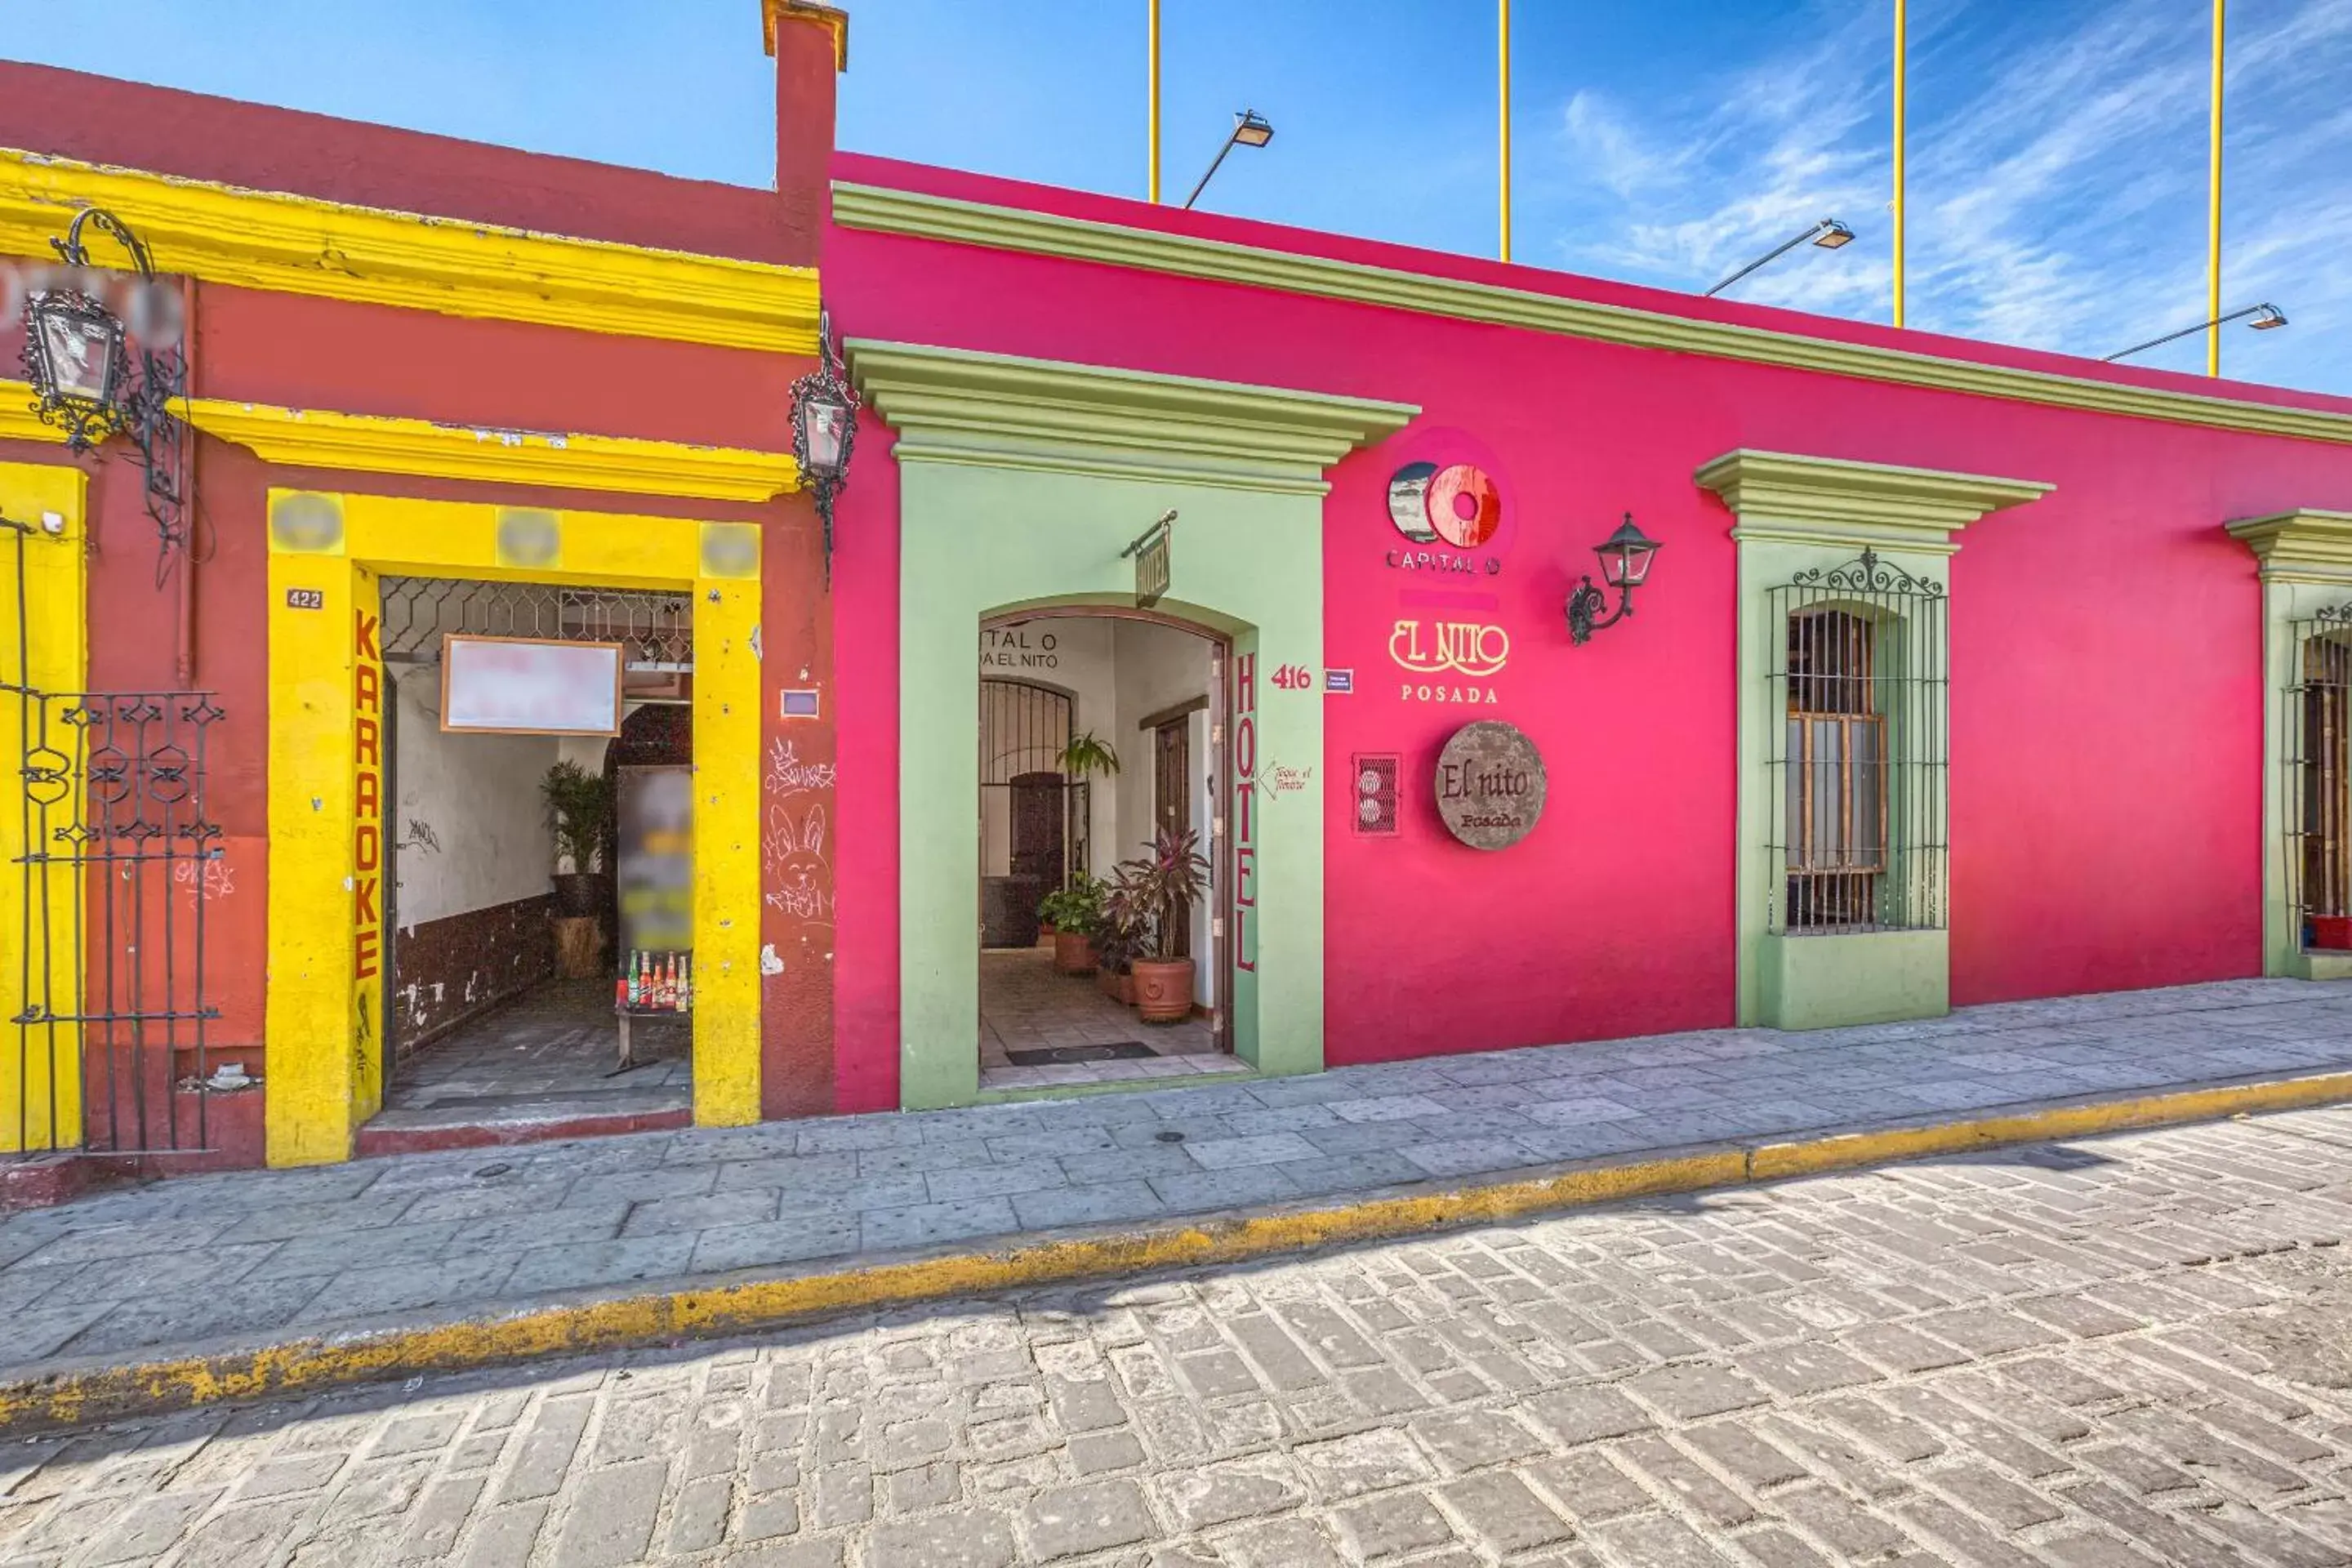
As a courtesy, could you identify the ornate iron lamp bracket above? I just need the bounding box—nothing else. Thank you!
[19,206,190,581]
[789,308,860,590]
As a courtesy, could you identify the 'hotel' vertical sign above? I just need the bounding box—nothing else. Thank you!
[1233,651,1256,973]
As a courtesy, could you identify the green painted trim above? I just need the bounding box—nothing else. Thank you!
[1760,930,1950,1029]
[1698,450,2052,554]
[2234,514,2352,978]
[846,340,1417,494]
[2228,510,2352,577]
[1715,451,2045,1025]
[833,180,2352,450]
[876,350,1403,1109]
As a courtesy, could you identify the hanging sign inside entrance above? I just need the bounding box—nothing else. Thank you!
[1125,509,1176,610]
[440,635,624,737]
[1434,720,1546,850]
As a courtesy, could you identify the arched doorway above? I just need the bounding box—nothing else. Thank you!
[975,608,1236,1091]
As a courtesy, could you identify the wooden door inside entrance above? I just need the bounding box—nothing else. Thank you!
[1153,717,1192,960]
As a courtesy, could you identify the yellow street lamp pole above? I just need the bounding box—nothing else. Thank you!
[1499,0,1513,262]
[2207,0,2225,376]
[1148,0,1163,203]
[1892,0,1907,328]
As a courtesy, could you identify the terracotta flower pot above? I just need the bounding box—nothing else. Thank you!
[2312,915,2352,952]
[1130,958,1195,1024]
[1053,930,1098,976]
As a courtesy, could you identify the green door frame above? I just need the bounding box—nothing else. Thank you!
[849,341,1415,1109]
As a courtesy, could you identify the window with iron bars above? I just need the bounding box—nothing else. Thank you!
[2289,607,2352,949]
[1766,552,1948,934]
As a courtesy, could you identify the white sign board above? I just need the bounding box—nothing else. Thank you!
[440,635,624,737]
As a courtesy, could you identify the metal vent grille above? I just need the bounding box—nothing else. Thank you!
[1352,753,1401,835]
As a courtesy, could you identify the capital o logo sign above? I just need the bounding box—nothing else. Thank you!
[1434,720,1546,850]
[1388,461,1502,549]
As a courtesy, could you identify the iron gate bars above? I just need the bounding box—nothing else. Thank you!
[1766,550,1949,935]
[4,517,224,1156]
[980,677,1090,885]
[2287,605,2352,947]
[377,577,696,667]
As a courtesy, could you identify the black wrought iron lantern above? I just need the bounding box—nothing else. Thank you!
[1566,513,1662,645]
[24,274,131,450]
[789,306,860,589]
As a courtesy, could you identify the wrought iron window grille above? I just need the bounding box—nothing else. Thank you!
[2287,604,2352,947]
[1766,549,1949,937]
[4,514,225,1157]
[378,578,696,671]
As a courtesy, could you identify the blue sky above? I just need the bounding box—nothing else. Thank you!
[11,0,2348,394]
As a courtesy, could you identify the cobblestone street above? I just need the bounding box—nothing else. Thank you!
[11,1106,2352,1566]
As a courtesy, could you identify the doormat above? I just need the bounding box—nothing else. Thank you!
[1006,1043,1157,1066]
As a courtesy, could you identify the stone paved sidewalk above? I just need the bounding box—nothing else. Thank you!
[14,1094,2352,1566]
[2,977,2349,1377]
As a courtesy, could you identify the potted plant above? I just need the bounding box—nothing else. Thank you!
[1107,826,1209,1024]
[1094,894,1146,1005]
[1037,874,1107,975]
[541,760,614,919]
[1060,730,1121,783]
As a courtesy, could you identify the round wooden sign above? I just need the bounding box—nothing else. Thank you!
[1434,720,1547,850]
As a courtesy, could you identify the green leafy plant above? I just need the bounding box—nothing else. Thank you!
[1106,827,1210,962]
[1059,731,1121,779]
[540,760,614,875]
[1036,872,1107,938]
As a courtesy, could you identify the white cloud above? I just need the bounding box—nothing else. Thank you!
[1527,0,2352,394]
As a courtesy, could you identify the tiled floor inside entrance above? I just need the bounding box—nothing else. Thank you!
[979,944,1242,1091]
[369,978,692,1143]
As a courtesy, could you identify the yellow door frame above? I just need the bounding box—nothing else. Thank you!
[0,461,87,1154]
[265,489,763,1166]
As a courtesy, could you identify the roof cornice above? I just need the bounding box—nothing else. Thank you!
[1697,449,2051,555]
[834,180,2352,450]
[2,149,821,354]
[846,340,1417,495]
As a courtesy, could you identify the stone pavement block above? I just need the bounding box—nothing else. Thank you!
[459,1502,549,1568]
[1628,1363,1772,1420]
[689,1214,862,1273]
[1733,1526,1835,1568]
[1009,1182,1168,1231]
[617,1188,779,1236]
[292,1253,519,1324]
[860,1196,1022,1251]
[1335,1490,1456,1560]
[1214,1516,1350,1568]
[1158,1453,1306,1531]
[1438,1469,1575,1552]
[1148,1166,1302,1214]
[1526,1383,1656,1446]
[502,1236,695,1297]
[1616,1433,1756,1526]
[666,1476,730,1556]
[1291,1428,1434,1499]
[1183,1133,1323,1169]
[494,1396,593,1504]
[865,1511,1018,1567]
[1585,1512,1739,1566]
[1018,1479,1155,1560]
[1410,1408,1544,1472]
[1739,1341,1882,1398]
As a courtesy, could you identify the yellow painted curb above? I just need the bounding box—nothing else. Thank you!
[2,1070,2347,1434]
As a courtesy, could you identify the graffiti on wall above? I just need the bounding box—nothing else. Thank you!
[764,736,835,925]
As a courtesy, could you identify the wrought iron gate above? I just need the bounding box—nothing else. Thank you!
[4,514,224,1156]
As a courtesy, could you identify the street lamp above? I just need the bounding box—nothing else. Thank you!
[1182,110,1275,211]
[2103,302,2287,364]
[1566,514,1662,645]
[790,305,860,590]
[1704,218,1855,299]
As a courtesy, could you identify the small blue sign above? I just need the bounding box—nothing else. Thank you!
[1325,669,1354,694]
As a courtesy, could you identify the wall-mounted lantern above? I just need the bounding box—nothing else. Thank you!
[1565,514,1662,645]
[20,207,167,451]
[19,206,191,580]
[789,306,860,589]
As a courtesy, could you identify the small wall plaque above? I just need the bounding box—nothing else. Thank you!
[1434,720,1546,850]
[283,588,324,611]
